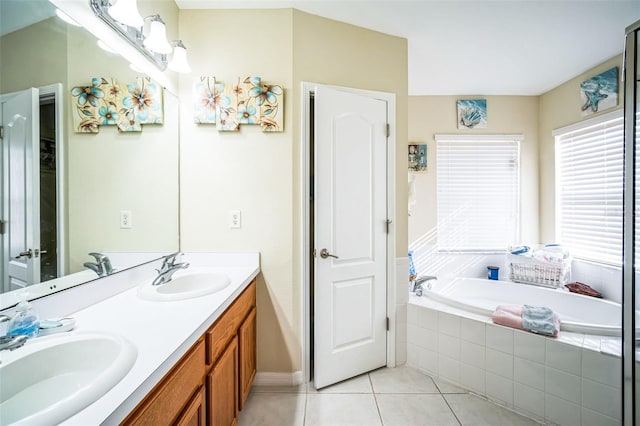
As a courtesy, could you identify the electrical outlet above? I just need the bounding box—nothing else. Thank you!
[229,210,241,229]
[120,210,132,229]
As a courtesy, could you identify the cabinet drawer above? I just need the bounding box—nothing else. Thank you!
[122,339,206,426]
[207,280,256,365]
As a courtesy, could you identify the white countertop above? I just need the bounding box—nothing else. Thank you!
[35,253,261,425]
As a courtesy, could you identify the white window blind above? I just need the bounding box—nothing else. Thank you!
[436,135,521,251]
[555,111,624,266]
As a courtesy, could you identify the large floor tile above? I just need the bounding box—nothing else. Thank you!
[376,394,460,426]
[369,365,439,393]
[444,394,541,426]
[238,392,306,426]
[309,372,373,393]
[305,393,382,426]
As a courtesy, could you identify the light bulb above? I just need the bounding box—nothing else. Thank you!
[108,0,144,28]
[143,15,172,54]
[168,41,192,74]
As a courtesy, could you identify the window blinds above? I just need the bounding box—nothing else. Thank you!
[436,135,521,251]
[555,112,624,266]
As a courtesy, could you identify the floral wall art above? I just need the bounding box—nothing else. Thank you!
[457,99,487,129]
[193,76,284,132]
[580,66,618,116]
[71,77,164,133]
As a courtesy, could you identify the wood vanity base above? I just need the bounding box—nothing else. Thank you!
[122,280,257,426]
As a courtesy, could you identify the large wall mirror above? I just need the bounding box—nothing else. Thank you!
[0,0,179,303]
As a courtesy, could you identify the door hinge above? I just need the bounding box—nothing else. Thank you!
[386,317,390,331]
[385,219,392,234]
[0,220,5,235]
[0,126,4,139]
[385,123,390,138]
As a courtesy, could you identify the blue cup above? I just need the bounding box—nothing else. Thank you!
[487,266,499,280]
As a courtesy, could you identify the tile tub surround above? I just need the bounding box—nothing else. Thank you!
[407,295,623,426]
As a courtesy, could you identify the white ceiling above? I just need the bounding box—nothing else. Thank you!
[175,0,640,95]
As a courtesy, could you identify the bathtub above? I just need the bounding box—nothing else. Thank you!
[422,277,622,336]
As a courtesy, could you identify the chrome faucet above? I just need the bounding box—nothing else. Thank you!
[411,275,437,296]
[83,252,114,277]
[0,334,27,352]
[152,252,189,286]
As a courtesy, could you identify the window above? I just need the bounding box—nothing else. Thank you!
[554,110,624,266]
[436,135,521,251]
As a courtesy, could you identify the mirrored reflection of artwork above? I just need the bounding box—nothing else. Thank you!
[457,99,487,129]
[71,77,164,133]
[193,75,284,133]
[580,67,618,115]
[408,143,427,172]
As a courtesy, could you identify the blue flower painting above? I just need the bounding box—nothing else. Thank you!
[408,144,427,172]
[71,77,163,133]
[457,99,487,129]
[580,67,618,115]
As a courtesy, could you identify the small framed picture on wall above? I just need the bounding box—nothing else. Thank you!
[408,144,427,172]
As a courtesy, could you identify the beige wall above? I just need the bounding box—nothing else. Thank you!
[0,17,67,94]
[538,55,623,242]
[179,9,408,373]
[408,96,540,246]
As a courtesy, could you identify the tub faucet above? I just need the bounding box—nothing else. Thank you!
[411,275,437,296]
[152,252,189,286]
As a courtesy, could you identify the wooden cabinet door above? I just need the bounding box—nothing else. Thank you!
[208,335,238,426]
[175,386,205,426]
[238,307,256,410]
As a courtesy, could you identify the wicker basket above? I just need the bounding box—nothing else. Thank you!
[508,253,571,288]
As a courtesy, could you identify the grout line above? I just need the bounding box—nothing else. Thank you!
[369,373,385,425]
[302,391,308,426]
[441,393,463,426]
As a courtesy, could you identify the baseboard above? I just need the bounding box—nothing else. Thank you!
[254,371,304,387]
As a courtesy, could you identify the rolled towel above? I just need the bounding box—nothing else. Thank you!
[491,304,560,337]
[491,305,524,331]
[522,305,560,337]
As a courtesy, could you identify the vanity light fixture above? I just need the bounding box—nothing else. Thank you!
[107,0,143,28]
[89,0,168,71]
[168,40,192,74]
[143,15,172,54]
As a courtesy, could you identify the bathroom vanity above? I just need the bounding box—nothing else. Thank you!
[122,279,256,425]
[0,253,259,425]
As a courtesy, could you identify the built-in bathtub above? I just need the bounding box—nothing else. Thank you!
[425,277,622,336]
[407,277,627,425]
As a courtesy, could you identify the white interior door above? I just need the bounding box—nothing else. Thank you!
[2,88,40,291]
[313,85,388,389]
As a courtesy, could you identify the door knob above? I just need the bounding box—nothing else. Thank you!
[15,249,33,259]
[320,248,339,259]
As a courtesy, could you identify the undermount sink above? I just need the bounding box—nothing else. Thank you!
[0,332,137,425]
[137,267,232,301]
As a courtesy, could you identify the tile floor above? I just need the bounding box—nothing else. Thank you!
[239,365,542,425]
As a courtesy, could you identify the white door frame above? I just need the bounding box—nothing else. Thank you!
[0,83,65,290]
[300,82,397,384]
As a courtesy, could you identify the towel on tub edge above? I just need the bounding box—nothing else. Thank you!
[491,304,560,337]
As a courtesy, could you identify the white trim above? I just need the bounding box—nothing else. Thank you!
[435,133,524,142]
[300,82,397,384]
[552,109,623,137]
[253,371,305,387]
